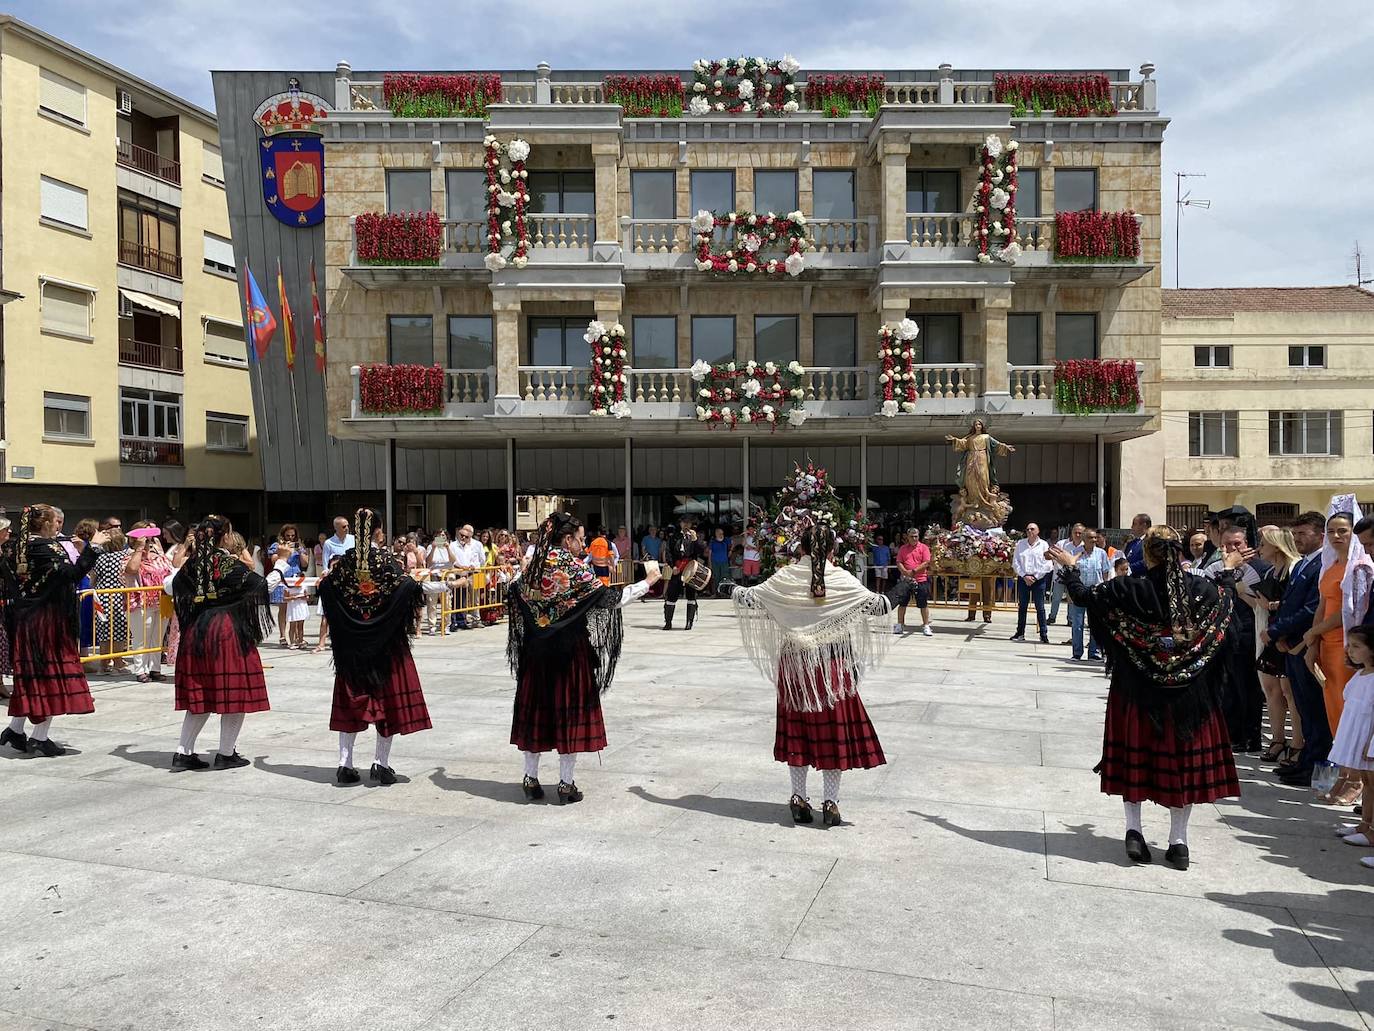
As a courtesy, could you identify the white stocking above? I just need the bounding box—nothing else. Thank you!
[338,732,357,769]
[789,765,808,800]
[822,770,841,804]
[29,718,52,743]
[8,716,26,734]
[522,750,541,779]
[1123,800,1143,835]
[558,753,576,784]
[177,713,209,755]
[373,732,394,768]
[218,713,244,756]
[1168,804,1192,846]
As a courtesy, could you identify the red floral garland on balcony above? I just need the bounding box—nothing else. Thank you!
[1054,210,1140,261]
[359,364,446,415]
[973,135,1020,264]
[355,211,443,265]
[1052,359,1141,415]
[688,56,800,117]
[484,136,530,271]
[586,320,630,417]
[692,360,807,429]
[382,74,502,118]
[803,73,886,118]
[603,74,685,117]
[692,211,811,276]
[876,319,919,415]
[993,73,1115,118]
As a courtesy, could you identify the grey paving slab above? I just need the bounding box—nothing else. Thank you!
[923,699,1104,737]
[1290,908,1374,1025]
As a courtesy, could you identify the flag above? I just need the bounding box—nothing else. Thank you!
[244,267,276,362]
[277,258,296,371]
[310,258,326,373]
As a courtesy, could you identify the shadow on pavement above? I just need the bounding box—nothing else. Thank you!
[628,785,791,826]
[429,766,527,804]
[908,809,1127,866]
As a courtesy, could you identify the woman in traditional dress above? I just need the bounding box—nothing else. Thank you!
[944,419,1016,527]
[2,505,111,756]
[733,520,892,826]
[507,512,660,803]
[0,515,14,698]
[1048,526,1248,870]
[318,508,430,785]
[168,515,271,771]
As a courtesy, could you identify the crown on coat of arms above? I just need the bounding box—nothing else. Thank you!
[254,82,331,136]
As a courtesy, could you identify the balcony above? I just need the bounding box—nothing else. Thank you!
[119,438,183,466]
[621,217,878,278]
[1000,362,1148,427]
[116,139,180,186]
[119,240,182,279]
[118,336,183,373]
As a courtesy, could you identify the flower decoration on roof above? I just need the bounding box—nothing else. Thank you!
[689,56,800,117]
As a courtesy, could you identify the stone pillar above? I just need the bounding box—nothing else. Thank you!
[335,60,352,111]
[1139,63,1157,112]
[979,293,1011,396]
[938,63,954,105]
[493,300,521,398]
[880,139,911,247]
[536,62,552,105]
[593,142,621,260]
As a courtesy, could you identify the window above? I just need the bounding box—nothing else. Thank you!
[1288,344,1325,368]
[631,316,676,369]
[203,319,247,365]
[43,392,90,439]
[202,142,224,185]
[119,193,180,277]
[447,316,493,368]
[526,171,594,215]
[386,170,430,213]
[1188,412,1239,457]
[754,315,798,364]
[120,388,181,440]
[909,313,961,364]
[38,68,87,127]
[528,316,585,366]
[40,175,88,230]
[690,170,734,215]
[1269,411,1342,457]
[1017,169,1041,219]
[206,413,250,453]
[1194,345,1231,368]
[812,171,856,220]
[388,315,433,365]
[203,233,235,276]
[39,279,94,338]
[1008,314,1041,366]
[691,316,735,364]
[1054,169,1097,213]
[754,170,798,215]
[631,172,675,219]
[444,170,486,221]
[813,315,857,367]
[905,170,960,213]
[1055,313,1097,360]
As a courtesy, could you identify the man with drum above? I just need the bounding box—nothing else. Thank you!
[662,519,710,631]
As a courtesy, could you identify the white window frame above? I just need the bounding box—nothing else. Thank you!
[1288,344,1326,369]
[1187,411,1238,458]
[1193,345,1231,368]
[40,175,89,231]
[43,391,92,441]
[38,276,96,340]
[38,67,88,128]
[202,232,236,277]
[203,317,248,367]
[120,387,182,443]
[205,412,250,453]
[1269,410,1342,457]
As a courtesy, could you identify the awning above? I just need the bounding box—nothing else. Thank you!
[119,288,180,319]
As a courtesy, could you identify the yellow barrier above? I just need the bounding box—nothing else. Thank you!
[77,584,169,663]
[429,557,636,634]
[869,566,1020,611]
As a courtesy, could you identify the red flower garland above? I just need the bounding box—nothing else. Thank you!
[383,74,502,118]
[359,364,446,414]
[993,73,1116,118]
[587,321,628,415]
[803,73,886,117]
[355,211,442,265]
[484,138,530,270]
[603,74,685,117]
[973,137,1018,263]
[1052,359,1141,414]
[691,57,797,117]
[877,324,917,407]
[695,362,805,430]
[693,212,810,275]
[1054,211,1140,261]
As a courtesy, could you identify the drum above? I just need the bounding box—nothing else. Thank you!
[683,560,713,593]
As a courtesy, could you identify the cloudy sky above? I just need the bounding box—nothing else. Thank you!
[12,0,1372,287]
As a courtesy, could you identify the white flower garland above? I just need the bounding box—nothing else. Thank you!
[585,320,630,417]
[483,135,531,272]
[972,134,1020,265]
[689,56,800,116]
[693,210,811,277]
[692,359,808,428]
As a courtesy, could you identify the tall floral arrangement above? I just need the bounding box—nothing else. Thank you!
[603,74,685,117]
[993,73,1115,118]
[691,359,807,429]
[1054,211,1140,261]
[925,524,1018,576]
[359,364,445,414]
[688,56,801,117]
[355,211,443,265]
[755,462,872,576]
[692,210,810,276]
[803,73,886,117]
[484,135,531,272]
[876,318,920,416]
[587,320,630,418]
[383,74,502,118]
[1053,359,1141,414]
[973,134,1020,265]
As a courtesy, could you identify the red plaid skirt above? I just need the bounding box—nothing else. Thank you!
[1097,690,1239,807]
[774,663,885,771]
[330,651,431,737]
[510,635,607,755]
[8,608,94,720]
[175,613,270,715]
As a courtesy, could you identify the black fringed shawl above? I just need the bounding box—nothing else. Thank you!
[317,543,422,694]
[12,538,99,652]
[172,549,270,656]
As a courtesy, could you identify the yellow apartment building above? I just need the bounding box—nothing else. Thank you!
[0,16,260,529]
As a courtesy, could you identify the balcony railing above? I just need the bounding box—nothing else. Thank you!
[906,213,977,249]
[521,366,588,402]
[620,217,877,269]
[1007,362,1145,413]
[119,240,182,279]
[118,337,183,373]
[527,213,593,257]
[349,367,495,418]
[120,438,183,466]
[116,139,181,186]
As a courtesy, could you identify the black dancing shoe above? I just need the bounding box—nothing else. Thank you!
[212,751,250,770]
[821,800,843,827]
[1164,843,1190,871]
[522,775,544,800]
[336,765,361,785]
[171,752,208,771]
[557,780,583,805]
[369,763,397,785]
[1125,829,1152,863]
[1,727,28,753]
[30,739,65,758]
[788,794,813,824]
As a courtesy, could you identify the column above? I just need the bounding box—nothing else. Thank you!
[506,439,517,532]
[493,300,521,398]
[383,440,395,540]
[623,439,632,542]
[742,437,750,522]
[978,293,1011,396]
[593,141,621,262]
[859,434,868,518]
[1095,434,1105,528]
[880,139,912,246]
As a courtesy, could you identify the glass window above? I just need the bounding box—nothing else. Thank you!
[1269,411,1342,456]
[631,171,676,219]
[1188,412,1239,457]
[120,388,181,441]
[754,170,798,215]
[1194,345,1232,368]
[203,232,235,275]
[690,170,734,215]
[1288,344,1325,368]
[1016,169,1040,219]
[447,316,493,368]
[1054,169,1097,213]
[526,171,596,215]
[204,319,246,364]
[1008,314,1041,366]
[386,170,430,213]
[1055,314,1097,359]
[206,413,250,453]
[691,316,735,364]
[527,316,585,366]
[388,315,433,364]
[812,171,856,220]
[560,171,595,215]
[444,170,486,221]
[632,316,676,369]
[754,315,798,364]
[906,170,960,213]
[42,392,90,438]
[813,315,857,367]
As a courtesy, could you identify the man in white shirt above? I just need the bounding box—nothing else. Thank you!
[1011,522,1053,643]
[321,516,354,569]
[449,524,488,630]
[1047,523,1085,625]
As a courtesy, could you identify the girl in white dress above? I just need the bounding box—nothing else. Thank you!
[1330,626,1374,862]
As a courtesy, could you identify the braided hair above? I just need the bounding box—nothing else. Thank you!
[801,521,837,599]
[1142,525,1193,638]
[187,514,232,604]
[527,512,582,587]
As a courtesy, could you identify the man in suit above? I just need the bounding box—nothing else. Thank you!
[1260,511,1327,785]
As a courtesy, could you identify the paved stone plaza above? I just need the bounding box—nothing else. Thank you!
[1,601,1371,1030]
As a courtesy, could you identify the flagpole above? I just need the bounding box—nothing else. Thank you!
[288,367,304,445]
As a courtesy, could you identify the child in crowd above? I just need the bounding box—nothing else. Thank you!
[1330,626,1374,866]
[1113,557,1131,578]
[282,564,310,649]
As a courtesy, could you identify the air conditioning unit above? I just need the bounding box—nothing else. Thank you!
[118,294,133,317]
[117,89,132,115]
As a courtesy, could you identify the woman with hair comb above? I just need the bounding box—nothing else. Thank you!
[1049,525,1251,870]
[732,517,892,827]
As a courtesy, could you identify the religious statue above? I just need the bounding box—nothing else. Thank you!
[945,419,1015,529]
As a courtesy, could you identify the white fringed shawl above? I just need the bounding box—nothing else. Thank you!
[733,562,892,713]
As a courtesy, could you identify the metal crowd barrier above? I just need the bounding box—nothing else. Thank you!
[77,584,169,663]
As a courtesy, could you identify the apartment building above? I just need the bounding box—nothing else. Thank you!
[1161,286,1374,527]
[214,61,1165,535]
[0,17,260,528]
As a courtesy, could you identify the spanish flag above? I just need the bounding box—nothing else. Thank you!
[277,258,296,371]
[310,258,326,373]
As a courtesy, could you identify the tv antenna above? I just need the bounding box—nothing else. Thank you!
[1174,172,1210,289]
[1353,242,1374,287]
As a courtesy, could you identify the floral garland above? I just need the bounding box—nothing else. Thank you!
[359,363,445,414]
[691,359,807,429]
[586,320,630,418]
[692,210,810,276]
[688,56,800,117]
[973,134,1020,265]
[1054,210,1140,262]
[926,523,1019,577]
[1053,359,1141,415]
[383,74,502,118]
[756,463,872,576]
[876,318,921,417]
[354,211,443,265]
[803,73,885,118]
[483,135,531,272]
[603,74,685,117]
[993,73,1115,118]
